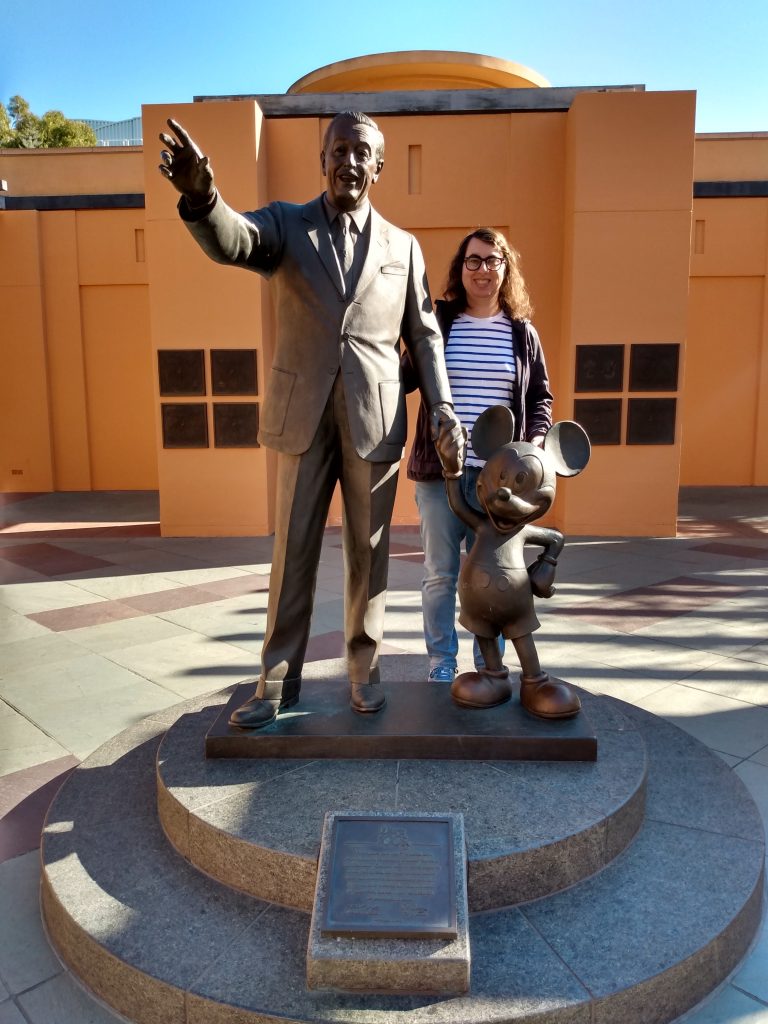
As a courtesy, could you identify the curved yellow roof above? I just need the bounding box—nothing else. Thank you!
[288,51,550,94]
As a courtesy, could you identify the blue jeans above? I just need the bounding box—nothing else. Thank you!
[415,469,504,671]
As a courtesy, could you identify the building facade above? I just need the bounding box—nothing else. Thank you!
[1,52,766,536]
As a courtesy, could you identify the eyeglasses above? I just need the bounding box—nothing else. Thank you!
[463,255,504,271]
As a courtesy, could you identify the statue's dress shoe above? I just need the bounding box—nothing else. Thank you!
[228,680,301,729]
[349,683,386,714]
[451,668,512,709]
[519,672,581,719]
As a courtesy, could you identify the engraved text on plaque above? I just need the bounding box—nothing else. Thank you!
[322,815,457,939]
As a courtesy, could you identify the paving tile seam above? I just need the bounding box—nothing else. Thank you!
[622,632,768,659]
[682,913,768,1017]
[66,625,200,658]
[642,812,766,847]
[720,751,759,769]
[177,903,273,996]
[170,762,322,815]
[674,678,768,711]
[170,807,322,866]
[2,971,65,1005]
[0,919,65,998]
[516,907,597,1002]
[464,811,627,877]
[730,983,768,1008]
[682,646,768,672]
[0,697,70,754]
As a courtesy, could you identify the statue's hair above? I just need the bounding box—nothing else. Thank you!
[322,111,385,163]
[443,227,533,320]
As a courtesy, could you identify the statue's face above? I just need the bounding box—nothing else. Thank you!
[476,445,555,532]
[321,120,383,211]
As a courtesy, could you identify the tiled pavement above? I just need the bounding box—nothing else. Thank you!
[1,486,767,1023]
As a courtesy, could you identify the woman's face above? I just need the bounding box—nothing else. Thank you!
[461,237,506,311]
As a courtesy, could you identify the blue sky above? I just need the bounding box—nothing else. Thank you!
[3,0,766,132]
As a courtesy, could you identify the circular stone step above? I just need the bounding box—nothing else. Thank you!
[41,690,764,1024]
[156,659,647,912]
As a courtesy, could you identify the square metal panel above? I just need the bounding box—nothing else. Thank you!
[573,399,622,446]
[161,403,209,448]
[575,345,624,392]
[158,350,206,396]
[629,344,679,392]
[211,349,258,395]
[627,398,677,445]
[213,403,260,447]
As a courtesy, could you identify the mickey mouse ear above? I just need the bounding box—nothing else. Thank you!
[544,421,591,477]
[471,405,516,462]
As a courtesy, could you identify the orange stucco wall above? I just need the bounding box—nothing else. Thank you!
[0,177,156,492]
[683,196,768,485]
[694,134,768,180]
[0,146,143,196]
[682,134,768,487]
[3,85,767,535]
[143,101,275,535]
[0,211,54,491]
[558,90,695,535]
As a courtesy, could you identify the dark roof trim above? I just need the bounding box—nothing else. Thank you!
[3,193,145,211]
[193,85,645,118]
[694,181,768,198]
[6,183,766,212]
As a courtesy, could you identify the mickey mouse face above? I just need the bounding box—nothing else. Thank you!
[470,406,591,533]
[498,451,544,495]
[476,446,555,532]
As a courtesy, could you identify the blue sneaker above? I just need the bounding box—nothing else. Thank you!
[428,664,456,683]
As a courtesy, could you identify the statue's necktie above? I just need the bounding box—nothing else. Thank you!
[337,212,354,291]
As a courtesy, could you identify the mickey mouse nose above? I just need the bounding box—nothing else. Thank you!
[496,487,512,501]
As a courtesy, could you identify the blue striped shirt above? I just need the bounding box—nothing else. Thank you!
[445,312,516,468]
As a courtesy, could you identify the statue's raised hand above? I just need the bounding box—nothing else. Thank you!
[158,119,215,208]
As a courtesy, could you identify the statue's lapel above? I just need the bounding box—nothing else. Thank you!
[353,207,390,300]
[302,196,345,297]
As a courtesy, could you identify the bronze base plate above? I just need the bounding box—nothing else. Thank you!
[205,669,597,761]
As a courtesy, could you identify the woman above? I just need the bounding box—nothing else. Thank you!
[405,228,553,682]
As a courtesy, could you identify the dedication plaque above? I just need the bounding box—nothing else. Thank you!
[322,815,457,939]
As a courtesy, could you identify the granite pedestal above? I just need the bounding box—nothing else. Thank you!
[40,655,765,1024]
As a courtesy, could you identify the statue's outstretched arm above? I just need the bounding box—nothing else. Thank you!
[445,476,484,532]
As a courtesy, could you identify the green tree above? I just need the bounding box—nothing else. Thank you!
[0,105,13,147]
[1,95,97,149]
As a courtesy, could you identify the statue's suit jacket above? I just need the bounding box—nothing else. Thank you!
[183,193,452,459]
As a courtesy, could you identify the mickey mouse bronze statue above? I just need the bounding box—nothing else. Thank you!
[439,405,590,719]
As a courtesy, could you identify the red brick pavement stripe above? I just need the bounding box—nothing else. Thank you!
[28,601,147,631]
[0,493,41,507]
[0,523,161,540]
[0,756,80,863]
[303,630,408,663]
[26,573,271,632]
[677,518,768,539]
